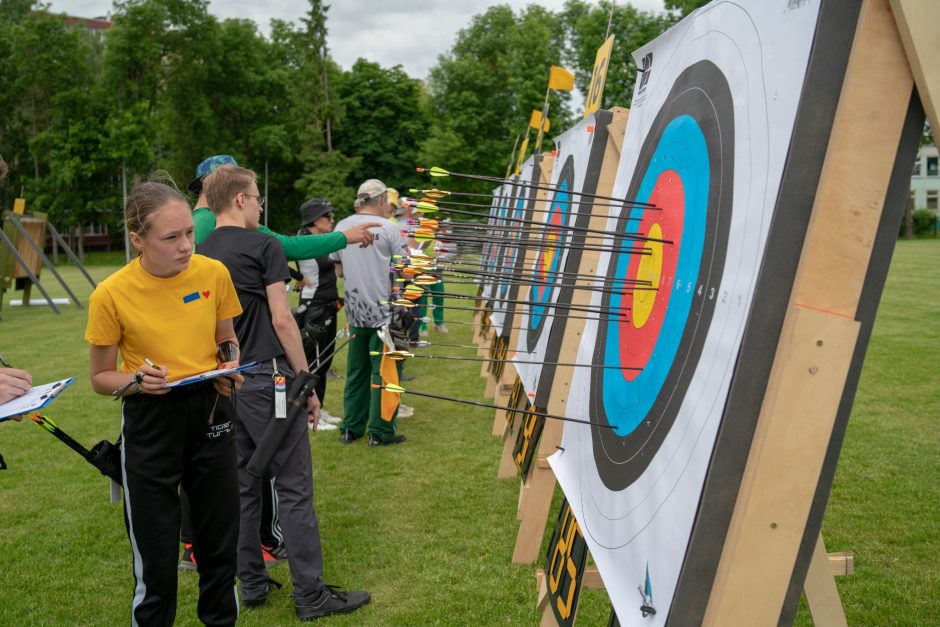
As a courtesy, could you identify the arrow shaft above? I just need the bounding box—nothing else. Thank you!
[380,385,614,429]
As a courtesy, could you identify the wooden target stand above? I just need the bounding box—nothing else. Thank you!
[533,0,939,624]
[509,108,629,563]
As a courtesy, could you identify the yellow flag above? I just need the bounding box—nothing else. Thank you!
[584,36,615,117]
[515,136,530,175]
[12,198,26,215]
[529,110,550,133]
[548,65,575,91]
[528,109,542,129]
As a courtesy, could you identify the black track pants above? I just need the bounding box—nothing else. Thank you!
[120,384,239,627]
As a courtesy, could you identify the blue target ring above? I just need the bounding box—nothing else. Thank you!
[500,191,527,299]
[527,157,574,342]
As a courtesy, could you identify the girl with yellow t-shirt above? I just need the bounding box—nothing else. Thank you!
[85,181,244,626]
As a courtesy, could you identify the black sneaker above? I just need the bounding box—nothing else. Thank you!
[368,434,406,447]
[339,429,360,444]
[242,577,283,609]
[296,585,371,620]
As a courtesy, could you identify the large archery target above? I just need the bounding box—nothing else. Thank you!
[479,184,507,304]
[488,173,525,336]
[525,155,574,351]
[547,1,822,624]
[591,61,732,491]
[515,113,609,401]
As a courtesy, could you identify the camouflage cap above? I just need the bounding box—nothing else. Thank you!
[188,154,239,193]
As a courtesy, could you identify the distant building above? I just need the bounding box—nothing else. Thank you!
[62,14,112,39]
[910,143,939,211]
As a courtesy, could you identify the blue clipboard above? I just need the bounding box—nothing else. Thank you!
[0,377,75,422]
[163,362,259,389]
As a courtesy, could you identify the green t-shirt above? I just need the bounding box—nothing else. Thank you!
[192,206,347,261]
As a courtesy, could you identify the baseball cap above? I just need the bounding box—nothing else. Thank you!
[300,198,335,226]
[188,154,239,194]
[356,178,387,203]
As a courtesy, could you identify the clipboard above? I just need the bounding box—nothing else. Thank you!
[0,377,75,422]
[163,362,259,389]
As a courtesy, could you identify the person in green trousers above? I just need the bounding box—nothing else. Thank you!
[331,179,408,447]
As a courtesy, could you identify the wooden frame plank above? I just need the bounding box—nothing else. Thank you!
[703,0,914,623]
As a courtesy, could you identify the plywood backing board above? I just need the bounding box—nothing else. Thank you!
[889,0,940,134]
[703,0,915,623]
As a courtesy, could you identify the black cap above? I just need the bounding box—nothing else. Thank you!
[300,198,335,226]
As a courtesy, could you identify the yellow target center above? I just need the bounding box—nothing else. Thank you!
[631,222,663,329]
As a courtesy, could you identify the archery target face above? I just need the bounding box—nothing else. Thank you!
[487,174,525,336]
[514,115,603,398]
[547,1,822,623]
[526,156,573,348]
[479,184,507,304]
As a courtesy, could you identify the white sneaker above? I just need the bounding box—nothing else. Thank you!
[434,325,449,334]
[320,410,342,425]
[397,403,415,418]
[419,329,429,338]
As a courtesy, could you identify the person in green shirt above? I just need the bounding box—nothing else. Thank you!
[188,155,378,254]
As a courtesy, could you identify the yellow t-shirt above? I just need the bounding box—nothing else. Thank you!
[85,254,243,381]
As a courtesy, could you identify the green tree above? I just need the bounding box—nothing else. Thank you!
[1,7,115,232]
[283,0,360,221]
[664,0,712,19]
[333,59,431,200]
[562,0,672,111]
[422,5,572,185]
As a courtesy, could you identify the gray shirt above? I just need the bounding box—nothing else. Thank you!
[331,213,406,328]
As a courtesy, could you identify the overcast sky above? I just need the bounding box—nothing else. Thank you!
[47,0,666,80]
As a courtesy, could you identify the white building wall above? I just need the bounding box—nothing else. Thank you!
[910,144,940,210]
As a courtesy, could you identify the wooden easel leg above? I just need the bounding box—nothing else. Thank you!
[497,427,518,478]
[512,466,556,563]
[804,534,848,627]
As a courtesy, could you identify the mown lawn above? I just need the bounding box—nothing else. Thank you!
[0,239,937,625]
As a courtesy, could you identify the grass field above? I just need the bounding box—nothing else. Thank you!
[0,239,937,625]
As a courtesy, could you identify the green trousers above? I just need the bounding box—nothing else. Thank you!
[342,326,397,441]
[418,280,445,329]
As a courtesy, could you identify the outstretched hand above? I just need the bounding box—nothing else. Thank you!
[342,222,383,249]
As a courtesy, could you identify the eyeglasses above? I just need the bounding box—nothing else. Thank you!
[243,193,266,208]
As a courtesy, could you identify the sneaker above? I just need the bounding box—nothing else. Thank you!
[262,544,287,568]
[313,421,337,431]
[243,576,283,609]
[179,544,197,572]
[434,324,449,334]
[319,410,342,425]
[339,429,360,444]
[419,328,429,338]
[295,585,371,620]
[397,403,415,418]
[368,434,406,447]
